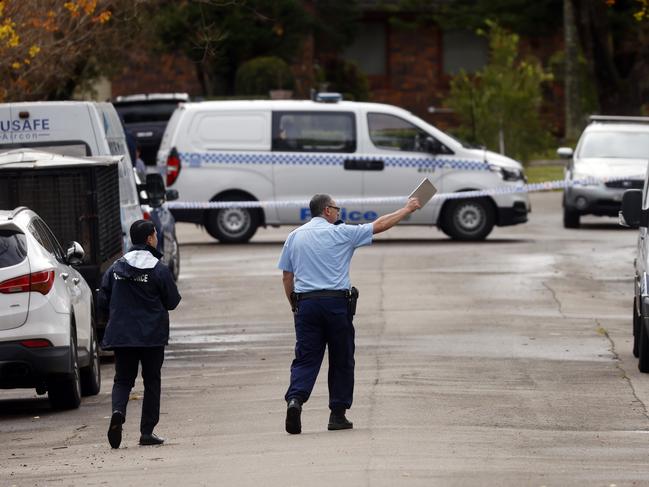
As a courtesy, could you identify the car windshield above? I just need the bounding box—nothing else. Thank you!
[115,102,179,123]
[579,131,649,159]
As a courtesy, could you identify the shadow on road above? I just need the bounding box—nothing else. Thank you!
[0,396,53,418]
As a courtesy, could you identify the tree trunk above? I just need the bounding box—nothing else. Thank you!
[564,0,580,139]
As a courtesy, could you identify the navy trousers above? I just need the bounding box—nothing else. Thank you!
[112,346,165,435]
[285,297,355,412]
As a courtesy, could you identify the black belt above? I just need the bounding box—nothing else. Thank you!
[296,290,349,300]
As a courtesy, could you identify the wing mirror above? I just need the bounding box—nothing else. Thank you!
[146,173,167,208]
[65,241,85,265]
[557,147,574,159]
[620,189,647,228]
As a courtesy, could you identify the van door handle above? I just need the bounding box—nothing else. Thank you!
[344,159,384,171]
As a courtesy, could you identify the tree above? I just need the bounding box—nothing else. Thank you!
[446,22,553,163]
[0,0,145,102]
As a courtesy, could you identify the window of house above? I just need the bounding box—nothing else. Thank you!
[343,21,386,76]
[443,30,488,75]
[272,112,356,153]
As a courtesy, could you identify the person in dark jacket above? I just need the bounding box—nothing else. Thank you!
[98,220,181,449]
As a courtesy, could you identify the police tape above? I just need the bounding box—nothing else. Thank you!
[166,175,644,210]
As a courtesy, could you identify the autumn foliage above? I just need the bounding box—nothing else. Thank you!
[0,0,140,102]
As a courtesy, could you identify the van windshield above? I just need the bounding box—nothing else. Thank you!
[0,142,90,158]
[579,131,649,159]
[114,102,179,124]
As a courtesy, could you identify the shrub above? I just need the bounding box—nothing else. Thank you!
[235,56,294,96]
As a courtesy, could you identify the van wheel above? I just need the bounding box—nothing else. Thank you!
[81,324,101,396]
[563,206,580,228]
[48,327,82,410]
[205,195,259,243]
[441,198,494,241]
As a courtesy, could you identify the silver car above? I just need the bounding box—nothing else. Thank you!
[558,116,649,228]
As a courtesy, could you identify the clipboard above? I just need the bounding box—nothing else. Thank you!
[408,178,437,207]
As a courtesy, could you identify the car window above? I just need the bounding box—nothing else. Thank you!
[272,112,356,153]
[367,112,450,154]
[115,102,179,124]
[0,229,27,268]
[29,218,65,262]
[579,130,649,159]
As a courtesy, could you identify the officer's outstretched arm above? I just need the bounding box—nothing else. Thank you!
[372,197,421,234]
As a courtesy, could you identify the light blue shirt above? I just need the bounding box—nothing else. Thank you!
[278,217,373,292]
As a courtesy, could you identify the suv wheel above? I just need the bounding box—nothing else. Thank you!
[81,324,101,396]
[633,297,640,359]
[639,317,649,373]
[205,195,259,243]
[48,327,82,410]
[563,206,580,228]
[441,198,495,241]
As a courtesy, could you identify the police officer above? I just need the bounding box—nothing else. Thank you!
[279,194,421,434]
[99,220,181,449]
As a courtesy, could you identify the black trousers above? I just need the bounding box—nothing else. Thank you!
[112,346,165,435]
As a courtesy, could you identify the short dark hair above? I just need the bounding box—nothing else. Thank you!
[130,220,156,245]
[310,194,332,217]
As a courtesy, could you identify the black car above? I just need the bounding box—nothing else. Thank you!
[113,93,189,167]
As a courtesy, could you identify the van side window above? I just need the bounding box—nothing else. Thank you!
[368,113,452,154]
[272,112,356,153]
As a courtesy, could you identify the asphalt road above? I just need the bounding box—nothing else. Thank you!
[2,192,649,486]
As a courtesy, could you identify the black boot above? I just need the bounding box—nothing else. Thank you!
[285,398,302,434]
[328,410,353,431]
[107,410,125,449]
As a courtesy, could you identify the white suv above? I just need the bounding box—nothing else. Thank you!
[558,115,649,228]
[0,207,100,409]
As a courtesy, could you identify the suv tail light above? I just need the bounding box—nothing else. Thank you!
[142,210,151,220]
[166,147,181,187]
[0,270,55,295]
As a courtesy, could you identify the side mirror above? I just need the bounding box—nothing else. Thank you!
[425,136,442,154]
[65,241,85,265]
[146,173,167,208]
[166,189,179,201]
[620,189,646,228]
[557,147,574,159]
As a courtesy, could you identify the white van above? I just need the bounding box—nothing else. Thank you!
[158,95,530,243]
[0,101,143,248]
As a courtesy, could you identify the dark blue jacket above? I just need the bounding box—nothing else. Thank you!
[98,245,181,349]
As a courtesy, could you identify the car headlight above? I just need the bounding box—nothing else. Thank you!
[489,164,526,182]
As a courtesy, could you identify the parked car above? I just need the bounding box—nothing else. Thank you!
[157,94,529,243]
[0,207,100,409]
[558,115,649,228]
[620,166,649,373]
[114,93,189,168]
[133,170,180,281]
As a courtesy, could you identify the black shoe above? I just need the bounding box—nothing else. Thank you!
[107,410,125,449]
[285,398,302,434]
[139,433,165,446]
[328,411,353,431]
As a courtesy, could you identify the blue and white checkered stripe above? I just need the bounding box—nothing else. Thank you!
[180,151,491,172]
[167,174,645,210]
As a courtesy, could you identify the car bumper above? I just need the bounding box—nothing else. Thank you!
[565,185,637,216]
[0,342,71,389]
[497,201,529,226]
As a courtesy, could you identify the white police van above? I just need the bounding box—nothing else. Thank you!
[0,101,143,249]
[158,94,530,243]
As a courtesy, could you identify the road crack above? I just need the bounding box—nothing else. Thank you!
[542,281,565,318]
[598,320,649,422]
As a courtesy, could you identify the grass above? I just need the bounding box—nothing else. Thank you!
[525,164,565,184]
